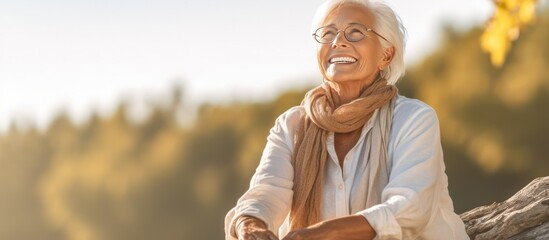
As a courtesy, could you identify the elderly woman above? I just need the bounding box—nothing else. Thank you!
[225,0,469,239]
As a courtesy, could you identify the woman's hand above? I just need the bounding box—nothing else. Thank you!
[235,215,279,240]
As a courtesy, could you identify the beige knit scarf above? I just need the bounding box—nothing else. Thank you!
[289,78,397,230]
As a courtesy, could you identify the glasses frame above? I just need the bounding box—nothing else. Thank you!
[312,23,389,44]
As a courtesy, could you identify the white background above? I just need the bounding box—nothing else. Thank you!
[0,0,512,131]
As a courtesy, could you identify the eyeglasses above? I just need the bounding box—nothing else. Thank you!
[312,23,388,44]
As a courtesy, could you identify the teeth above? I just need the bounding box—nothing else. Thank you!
[330,57,357,63]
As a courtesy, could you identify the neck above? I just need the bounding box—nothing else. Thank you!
[326,79,373,108]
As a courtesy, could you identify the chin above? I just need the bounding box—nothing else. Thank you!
[326,75,357,83]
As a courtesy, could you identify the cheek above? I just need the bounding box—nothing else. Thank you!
[358,47,382,70]
[316,46,327,61]
[316,46,329,70]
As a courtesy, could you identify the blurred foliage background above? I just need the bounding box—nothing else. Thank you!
[1,7,549,240]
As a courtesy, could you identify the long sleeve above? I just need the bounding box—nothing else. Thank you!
[225,107,302,239]
[356,103,450,239]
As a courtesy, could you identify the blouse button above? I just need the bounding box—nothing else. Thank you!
[338,184,344,190]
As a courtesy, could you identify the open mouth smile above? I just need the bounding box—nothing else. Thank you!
[329,56,357,64]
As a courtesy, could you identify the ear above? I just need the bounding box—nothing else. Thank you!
[377,46,395,70]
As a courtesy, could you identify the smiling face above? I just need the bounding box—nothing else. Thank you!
[316,3,390,87]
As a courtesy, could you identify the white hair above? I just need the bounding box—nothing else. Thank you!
[311,0,407,85]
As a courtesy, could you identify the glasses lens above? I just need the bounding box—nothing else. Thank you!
[344,24,367,42]
[315,26,337,43]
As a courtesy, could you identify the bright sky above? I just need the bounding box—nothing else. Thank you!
[0,0,498,131]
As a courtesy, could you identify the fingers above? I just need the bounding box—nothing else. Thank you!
[235,215,279,240]
[252,230,279,240]
[239,229,279,240]
[266,231,279,240]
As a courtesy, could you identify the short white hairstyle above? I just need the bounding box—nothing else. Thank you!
[311,0,407,85]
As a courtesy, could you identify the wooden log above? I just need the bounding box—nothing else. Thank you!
[460,176,549,240]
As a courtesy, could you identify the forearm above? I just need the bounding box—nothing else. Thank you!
[319,215,376,240]
[283,215,376,240]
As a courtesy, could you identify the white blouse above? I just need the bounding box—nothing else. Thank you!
[225,95,469,240]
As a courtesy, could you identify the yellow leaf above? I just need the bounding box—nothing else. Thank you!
[481,0,538,67]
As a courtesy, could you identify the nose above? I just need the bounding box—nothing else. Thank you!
[331,30,349,48]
